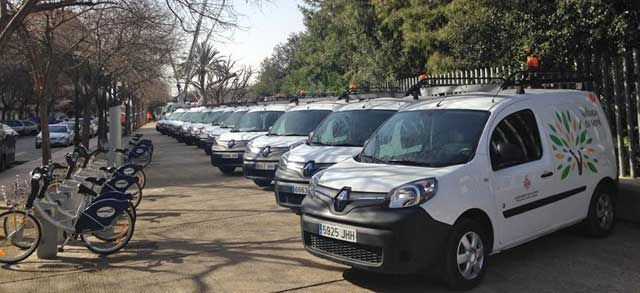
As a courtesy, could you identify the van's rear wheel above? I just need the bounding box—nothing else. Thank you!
[584,185,615,237]
[443,219,487,290]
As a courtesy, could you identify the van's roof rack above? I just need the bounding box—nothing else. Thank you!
[407,70,590,99]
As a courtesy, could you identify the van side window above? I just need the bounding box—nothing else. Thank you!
[490,109,542,170]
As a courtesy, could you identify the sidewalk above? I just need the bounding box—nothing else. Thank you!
[0,124,638,292]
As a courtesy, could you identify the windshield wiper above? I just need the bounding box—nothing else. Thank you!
[359,154,386,164]
[385,160,433,167]
[326,143,361,147]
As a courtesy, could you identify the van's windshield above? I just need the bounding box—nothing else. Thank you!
[220,111,247,128]
[212,111,231,125]
[360,109,489,167]
[233,111,283,132]
[309,110,396,147]
[269,110,331,136]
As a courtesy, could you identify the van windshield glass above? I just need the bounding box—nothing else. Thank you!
[269,110,331,136]
[213,111,232,125]
[220,111,247,128]
[233,111,283,132]
[309,110,395,147]
[202,111,221,124]
[360,110,489,167]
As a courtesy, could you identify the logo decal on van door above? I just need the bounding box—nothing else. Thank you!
[548,110,598,180]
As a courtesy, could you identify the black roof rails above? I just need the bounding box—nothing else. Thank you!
[406,69,590,98]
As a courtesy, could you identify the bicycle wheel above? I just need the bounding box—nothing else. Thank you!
[0,210,41,264]
[46,180,63,194]
[91,203,136,242]
[131,151,152,168]
[81,209,135,255]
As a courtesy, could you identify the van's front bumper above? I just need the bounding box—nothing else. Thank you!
[210,151,244,168]
[274,179,309,210]
[243,160,278,181]
[300,198,451,274]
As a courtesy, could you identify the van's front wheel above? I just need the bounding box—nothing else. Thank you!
[584,186,616,237]
[443,219,487,290]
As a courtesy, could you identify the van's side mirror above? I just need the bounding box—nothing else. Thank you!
[307,131,314,143]
[495,143,525,169]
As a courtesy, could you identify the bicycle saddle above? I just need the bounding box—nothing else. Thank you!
[99,166,117,173]
[85,177,107,186]
[133,133,143,138]
[77,184,97,197]
[114,148,128,153]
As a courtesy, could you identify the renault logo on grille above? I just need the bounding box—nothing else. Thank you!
[303,160,316,177]
[334,187,351,212]
[227,139,235,149]
[261,146,271,157]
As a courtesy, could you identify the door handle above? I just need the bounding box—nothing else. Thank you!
[541,171,554,178]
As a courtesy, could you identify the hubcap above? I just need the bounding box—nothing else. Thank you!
[596,193,614,229]
[457,231,484,280]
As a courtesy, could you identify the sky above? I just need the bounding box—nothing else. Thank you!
[215,0,306,70]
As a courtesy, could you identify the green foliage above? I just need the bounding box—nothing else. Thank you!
[253,0,636,96]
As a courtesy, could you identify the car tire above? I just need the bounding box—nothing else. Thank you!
[583,185,616,237]
[253,179,272,187]
[442,218,488,291]
[218,166,235,175]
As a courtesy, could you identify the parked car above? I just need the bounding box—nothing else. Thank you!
[300,89,617,290]
[275,98,411,210]
[36,124,75,148]
[20,120,39,135]
[210,104,287,175]
[0,123,16,170]
[177,107,207,143]
[3,120,26,135]
[243,102,341,187]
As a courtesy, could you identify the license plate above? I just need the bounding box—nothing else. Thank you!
[319,223,357,243]
[255,162,276,170]
[221,153,239,159]
[291,184,308,195]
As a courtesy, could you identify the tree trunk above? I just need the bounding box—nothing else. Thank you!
[39,93,50,163]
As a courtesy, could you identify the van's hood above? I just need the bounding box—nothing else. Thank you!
[218,131,266,143]
[249,135,306,148]
[286,143,361,164]
[318,158,462,193]
[208,126,231,136]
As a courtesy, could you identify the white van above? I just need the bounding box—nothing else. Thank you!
[300,89,617,289]
[203,107,247,155]
[243,102,342,187]
[275,98,412,210]
[211,104,288,175]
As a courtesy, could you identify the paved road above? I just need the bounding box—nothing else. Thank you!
[0,124,639,292]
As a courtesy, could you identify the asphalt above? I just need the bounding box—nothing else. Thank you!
[0,124,639,292]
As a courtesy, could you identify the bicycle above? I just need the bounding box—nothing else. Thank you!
[0,168,135,264]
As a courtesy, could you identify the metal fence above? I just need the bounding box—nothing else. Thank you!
[386,49,640,178]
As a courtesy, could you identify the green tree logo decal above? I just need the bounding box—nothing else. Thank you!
[549,111,598,180]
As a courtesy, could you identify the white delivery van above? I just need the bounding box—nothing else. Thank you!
[301,89,617,290]
[210,104,288,175]
[275,98,412,210]
[243,102,341,187]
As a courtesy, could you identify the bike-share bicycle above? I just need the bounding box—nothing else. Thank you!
[0,168,135,264]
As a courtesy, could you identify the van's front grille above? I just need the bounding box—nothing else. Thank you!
[277,191,304,206]
[304,232,382,265]
[243,168,276,179]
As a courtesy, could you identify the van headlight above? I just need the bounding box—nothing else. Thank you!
[388,178,437,208]
[308,170,325,198]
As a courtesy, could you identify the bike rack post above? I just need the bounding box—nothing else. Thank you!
[35,207,58,259]
[109,105,123,166]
